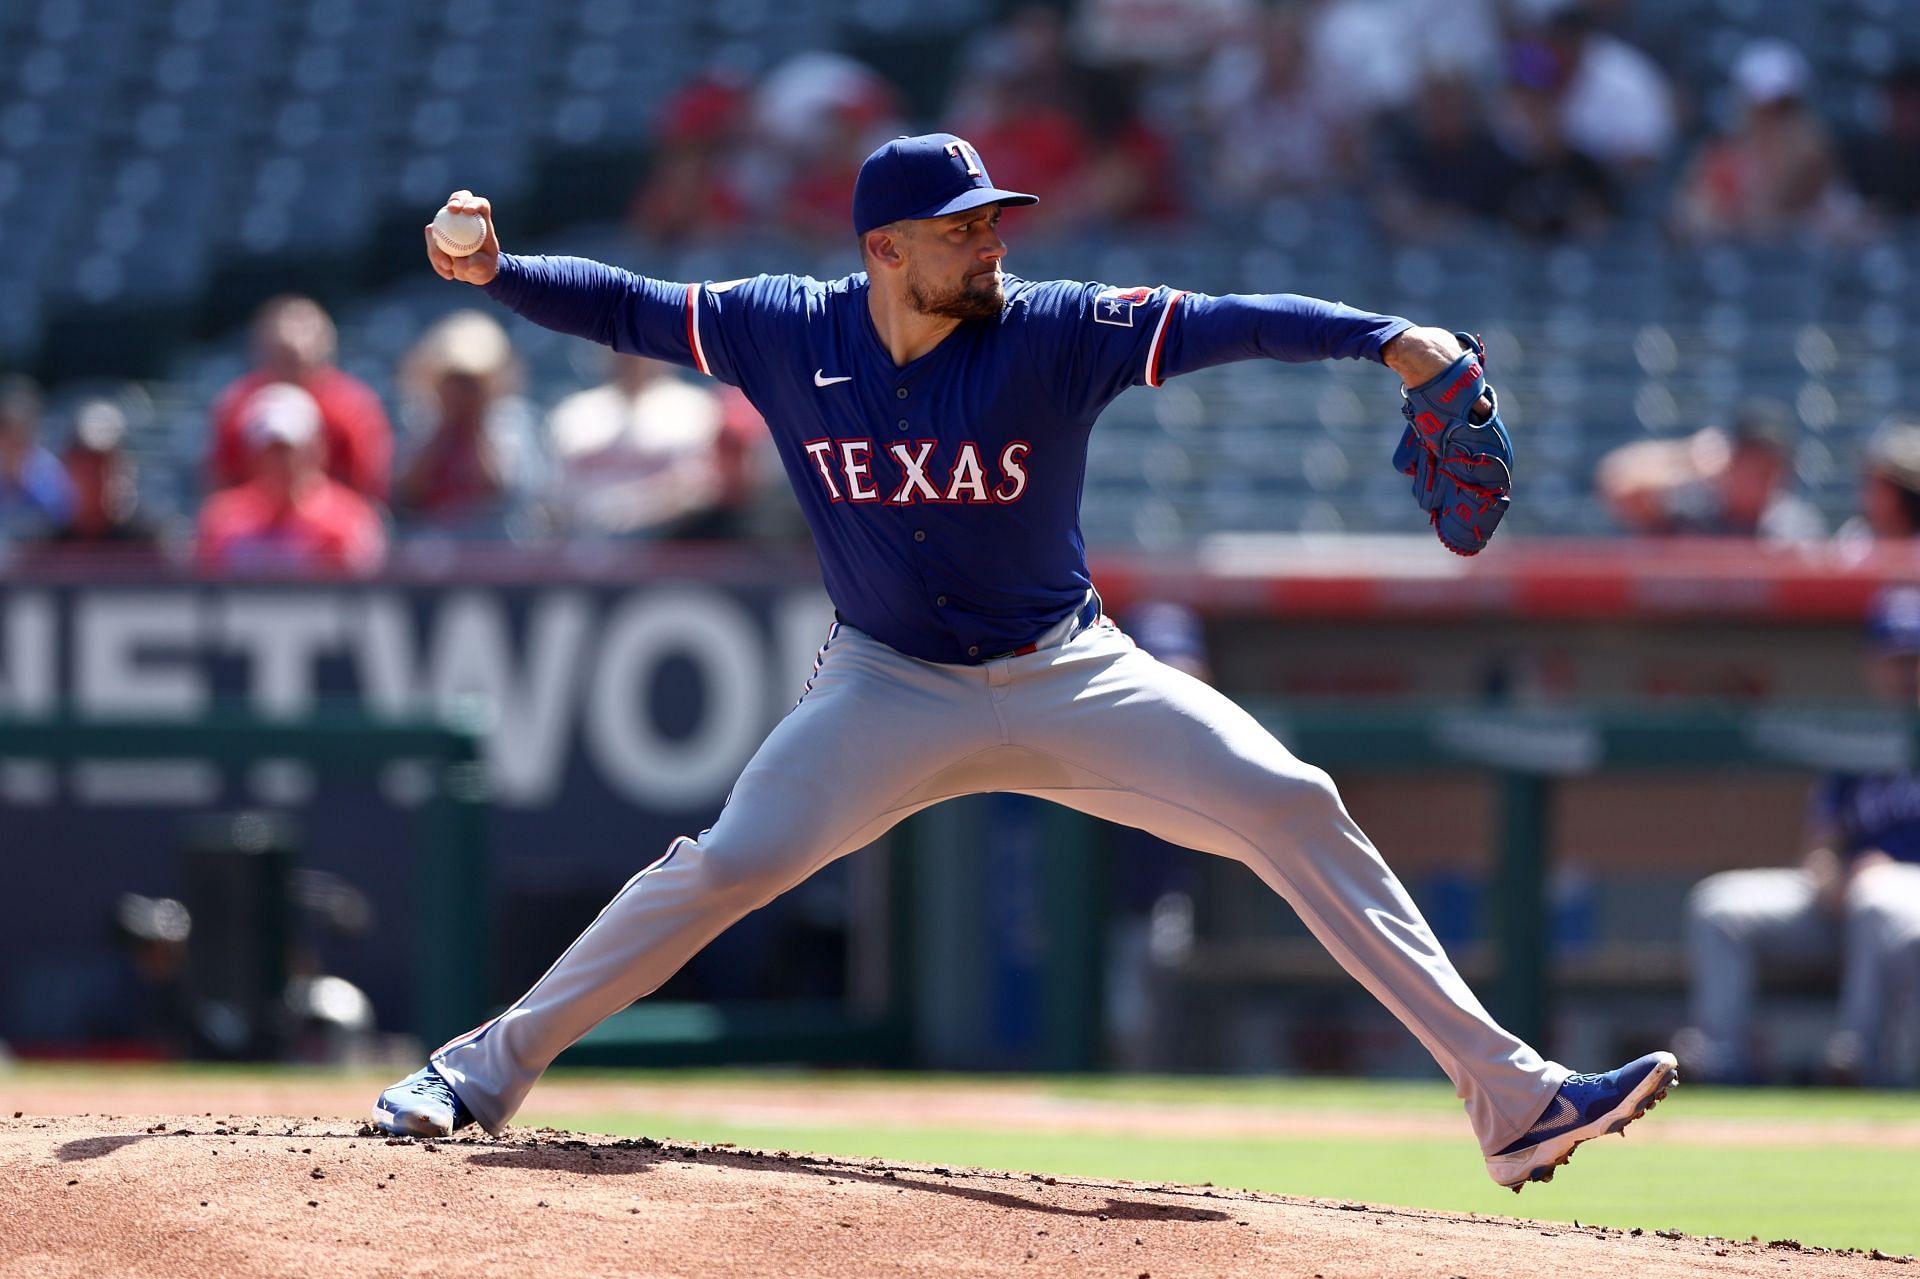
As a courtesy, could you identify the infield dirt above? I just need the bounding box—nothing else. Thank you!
[3,1100,1909,1279]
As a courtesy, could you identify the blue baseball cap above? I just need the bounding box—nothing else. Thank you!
[852,132,1038,237]
[1867,587,1920,655]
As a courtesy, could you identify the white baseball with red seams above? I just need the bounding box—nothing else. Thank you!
[430,207,486,257]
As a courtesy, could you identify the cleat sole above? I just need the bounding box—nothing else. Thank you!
[1489,1055,1679,1192]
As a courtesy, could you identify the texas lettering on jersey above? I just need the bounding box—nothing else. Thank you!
[800,438,1030,505]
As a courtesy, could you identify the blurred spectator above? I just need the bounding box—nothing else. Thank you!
[1672,40,1857,245]
[546,354,738,539]
[1595,398,1824,542]
[750,53,903,242]
[1497,49,1617,239]
[628,68,754,245]
[715,386,802,545]
[1073,68,1184,228]
[1371,74,1518,242]
[47,397,158,550]
[1306,0,1504,122]
[1199,7,1358,202]
[393,310,549,537]
[754,51,902,158]
[945,21,1093,233]
[208,296,394,501]
[1073,0,1256,70]
[955,5,1081,115]
[197,383,386,575]
[1852,414,1920,540]
[1842,65,1920,224]
[1677,588,1920,1086]
[0,374,73,540]
[1528,2,1675,174]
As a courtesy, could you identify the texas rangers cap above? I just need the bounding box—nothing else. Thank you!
[852,132,1038,237]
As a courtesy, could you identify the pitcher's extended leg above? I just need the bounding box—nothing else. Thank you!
[430,629,998,1133]
[1005,628,1563,1155]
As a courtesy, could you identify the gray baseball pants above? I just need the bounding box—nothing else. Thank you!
[1687,860,1920,1082]
[434,609,1567,1153]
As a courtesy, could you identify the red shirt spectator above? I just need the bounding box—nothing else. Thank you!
[52,397,159,551]
[1672,40,1853,244]
[208,295,394,501]
[628,70,754,244]
[198,383,386,576]
[947,60,1089,233]
[750,52,903,243]
[1076,68,1184,227]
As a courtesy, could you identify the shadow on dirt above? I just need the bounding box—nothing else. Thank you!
[830,1166,1233,1223]
[56,1133,162,1162]
[54,1125,500,1163]
[466,1140,1231,1222]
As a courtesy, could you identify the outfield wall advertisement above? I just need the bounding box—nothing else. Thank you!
[0,572,838,1044]
[0,578,834,810]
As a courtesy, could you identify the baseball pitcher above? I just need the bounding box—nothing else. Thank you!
[371,133,1675,1191]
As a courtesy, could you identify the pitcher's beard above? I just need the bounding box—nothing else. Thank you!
[906,270,1004,322]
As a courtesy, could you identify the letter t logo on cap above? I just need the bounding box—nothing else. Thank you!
[945,139,981,177]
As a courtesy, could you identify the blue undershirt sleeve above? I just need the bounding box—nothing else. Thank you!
[480,252,708,374]
[1156,292,1413,379]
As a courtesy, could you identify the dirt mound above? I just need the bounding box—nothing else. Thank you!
[0,1113,1904,1279]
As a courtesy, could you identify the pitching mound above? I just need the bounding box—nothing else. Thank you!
[1,1113,1901,1279]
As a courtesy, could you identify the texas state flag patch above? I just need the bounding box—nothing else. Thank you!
[1094,286,1152,327]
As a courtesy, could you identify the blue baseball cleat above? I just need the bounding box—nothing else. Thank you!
[1485,1051,1678,1192]
[371,1064,476,1138]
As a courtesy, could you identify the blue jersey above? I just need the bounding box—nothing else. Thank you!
[1812,774,1920,863]
[484,255,1410,664]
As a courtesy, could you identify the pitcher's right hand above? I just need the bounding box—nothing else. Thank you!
[424,190,500,285]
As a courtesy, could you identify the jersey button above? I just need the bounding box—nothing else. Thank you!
[896,418,910,431]
[967,645,980,657]
[936,595,948,606]
[912,529,927,542]
[895,387,909,399]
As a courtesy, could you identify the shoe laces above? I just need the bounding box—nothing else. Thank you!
[411,1069,458,1106]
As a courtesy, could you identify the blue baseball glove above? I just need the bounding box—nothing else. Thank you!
[1391,332,1514,556]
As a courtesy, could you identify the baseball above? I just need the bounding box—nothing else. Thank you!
[431,207,487,257]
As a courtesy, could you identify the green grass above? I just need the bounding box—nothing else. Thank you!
[525,1073,1920,1255]
[1040,1073,1920,1121]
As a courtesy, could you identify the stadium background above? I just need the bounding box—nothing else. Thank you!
[5,0,1920,1094]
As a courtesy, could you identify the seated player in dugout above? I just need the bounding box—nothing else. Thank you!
[375,133,1672,1192]
[1679,586,1920,1087]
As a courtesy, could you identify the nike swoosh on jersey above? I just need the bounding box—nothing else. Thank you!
[814,370,853,387]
